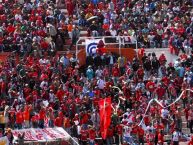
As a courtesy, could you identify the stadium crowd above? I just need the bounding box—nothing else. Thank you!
[0,0,192,145]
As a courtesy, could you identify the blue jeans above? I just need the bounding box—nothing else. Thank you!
[89,140,95,145]
[49,120,54,128]
[124,136,133,144]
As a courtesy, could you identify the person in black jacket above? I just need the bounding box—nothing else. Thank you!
[151,53,160,75]
[143,57,152,79]
[94,54,102,69]
[86,55,94,68]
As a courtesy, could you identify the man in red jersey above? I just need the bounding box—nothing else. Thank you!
[80,126,88,144]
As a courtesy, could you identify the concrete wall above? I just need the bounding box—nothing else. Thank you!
[137,48,178,65]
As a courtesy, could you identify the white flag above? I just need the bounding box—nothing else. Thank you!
[85,39,101,55]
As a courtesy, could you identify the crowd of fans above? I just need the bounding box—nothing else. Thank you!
[0,0,192,53]
[0,0,192,145]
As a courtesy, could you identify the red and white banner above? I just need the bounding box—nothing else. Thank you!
[12,127,70,141]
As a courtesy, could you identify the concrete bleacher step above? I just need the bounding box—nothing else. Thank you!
[60,9,68,13]
[182,116,186,122]
[182,122,188,128]
[80,31,88,35]
[164,135,172,141]
[182,128,191,134]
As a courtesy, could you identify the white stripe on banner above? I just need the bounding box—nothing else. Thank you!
[85,39,101,55]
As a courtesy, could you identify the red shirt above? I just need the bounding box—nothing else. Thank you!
[54,117,63,127]
[40,41,49,50]
[39,109,46,120]
[156,86,166,98]
[64,117,71,128]
[80,130,88,141]
[112,67,119,77]
[116,124,123,135]
[188,140,193,145]
[31,114,39,122]
[131,125,138,135]
[158,133,164,143]
[81,113,89,124]
[6,25,15,33]
[56,89,65,101]
[162,76,169,86]
[107,128,114,138]
[137,127,144,138]
[16,111,24,124]
[146,133,155,144]
[88,129,96,140]
[146,81,155,92]
[137,68,144,77]
[23,106,30,121]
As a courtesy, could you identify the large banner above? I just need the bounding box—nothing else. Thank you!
[12,127,70,141]
[0,136,9,145]
[99,97,112,139]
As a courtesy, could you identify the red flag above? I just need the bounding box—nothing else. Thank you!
[99,97,112,139]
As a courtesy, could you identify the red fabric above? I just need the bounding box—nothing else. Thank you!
[80,130,88,141]
[188,140,193,145]
[107,128,114,137]
[146,81,155,92]
[81,113,89,124]
[137,68,144,77]
[31,114,39,122]
[156,86,166,99]
[112,67,120,77]
[158,133,164,143]
[40,41,49,50]
[99,97,112,139]
[138,48,145,56]
[159,54,166,64]
[88,129,96,140]
[54,117,63,127]
[16,111,24,124]
[56,89,65,101]
[64,117,71,128]
[6,25,15,33]
[23,106,30,121]
[116,124,123,135]
[39,108,46,120]
[137,127,144,138]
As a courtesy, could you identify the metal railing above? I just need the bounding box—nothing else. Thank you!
[75,36,138,57]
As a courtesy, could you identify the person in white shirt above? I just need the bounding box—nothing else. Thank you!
[172,128,181,145]
[40,80,48,90]
[95,66,103,78]
[161,107,170,132]
[123,124,133,143]
[161,108,169,119]
[97,77,105,90]
[110,28,117,37]
[15,14,22,21]
[49,90,55,103]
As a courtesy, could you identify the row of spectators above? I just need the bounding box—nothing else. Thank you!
[0,0,193,54]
